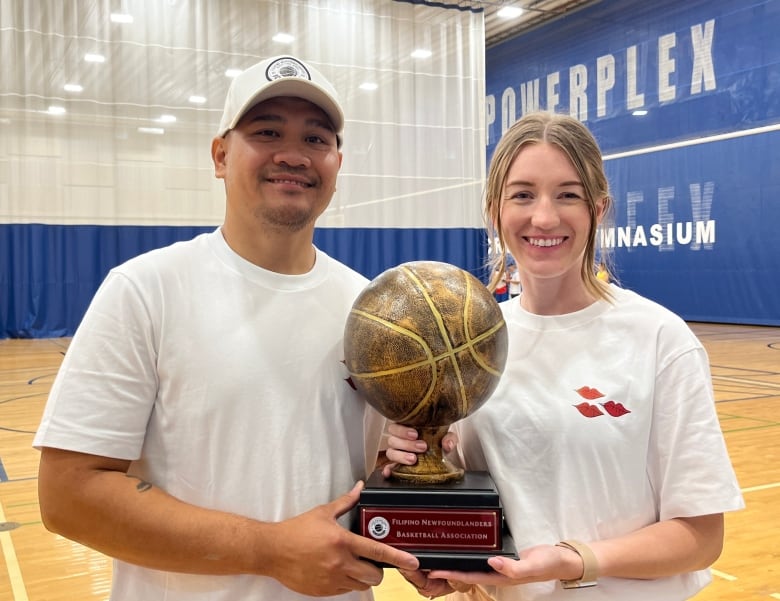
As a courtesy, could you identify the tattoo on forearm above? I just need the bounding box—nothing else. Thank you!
[125,474,153,493]
[136,480,152,492]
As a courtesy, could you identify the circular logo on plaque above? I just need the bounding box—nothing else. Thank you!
[367,516,390,540]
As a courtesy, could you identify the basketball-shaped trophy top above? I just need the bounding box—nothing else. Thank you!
[344,261,508,428]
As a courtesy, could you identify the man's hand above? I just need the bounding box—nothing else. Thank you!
[262,481,419,596]
[398,567,458,598]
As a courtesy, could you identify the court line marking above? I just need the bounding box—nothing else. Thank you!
[712,375,780,390]
[711,568,737,581]
[742,481,780,493]
[724,424,780,434]
[708,481,780,587]
[769,593,780,599]
[0,499,29,601]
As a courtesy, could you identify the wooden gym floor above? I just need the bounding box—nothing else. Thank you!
[0,322,778,600]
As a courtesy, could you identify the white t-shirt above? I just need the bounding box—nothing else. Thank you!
[453,286,744,601]
[35,228,384,601]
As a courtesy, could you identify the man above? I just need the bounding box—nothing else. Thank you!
[35,55,418,600]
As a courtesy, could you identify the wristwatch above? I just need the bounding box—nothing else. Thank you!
[556,540,599,589]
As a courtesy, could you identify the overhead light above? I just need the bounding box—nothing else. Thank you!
[632,109,648,116]
[497,6,524,19]
[110,13,134,23]
[47,106,66,115]
[359,82,378,91]
[272,33,294,44]
[138,127,165,135]
[188,95,206,104]
[84,53,105,63]
[157,114,177,123]
[64,83,83,92]
[225,68,243,78]
[411,49,432,59]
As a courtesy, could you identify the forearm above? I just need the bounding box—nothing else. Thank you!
[39,447,419,596]
[428,513,725,590]
[39,450,272,575]
[589,514,724,580]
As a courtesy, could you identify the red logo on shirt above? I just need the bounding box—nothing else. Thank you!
[575,386,604,400]
[573,387,630,418]
[574,402,603,417]
[601,400,630,417]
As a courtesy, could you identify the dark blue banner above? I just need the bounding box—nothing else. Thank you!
[487,0,780,154]
[1,225,486,338]
[602,128,780,324]
[487,0,780,325]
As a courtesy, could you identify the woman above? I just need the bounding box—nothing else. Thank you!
[385,112,743,600]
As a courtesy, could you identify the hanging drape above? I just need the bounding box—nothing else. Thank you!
[0,0,487,337]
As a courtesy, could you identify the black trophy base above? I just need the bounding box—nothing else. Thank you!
[353,470,517,571]
[412,532,518,571]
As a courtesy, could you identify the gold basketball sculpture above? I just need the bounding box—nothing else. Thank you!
[344,261,508,483]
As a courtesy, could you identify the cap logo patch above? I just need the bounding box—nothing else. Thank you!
[266,57,311,82]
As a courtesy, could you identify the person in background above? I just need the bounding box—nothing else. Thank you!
[34,55,418,601]
[493,268,509,301]
[386,111,743,601]
[505,262,522,298]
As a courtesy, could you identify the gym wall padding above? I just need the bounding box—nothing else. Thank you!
[1,224,487,338]
[486,0,780,325]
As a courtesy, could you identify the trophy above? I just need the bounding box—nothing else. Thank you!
[344,261,516,570]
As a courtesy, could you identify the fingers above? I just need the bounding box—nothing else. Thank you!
[381,462,398,479]
[387,423,418,438]
[385,425,427,466]
[328,481,363,519]
[486,556,507,574]
[399,569,452,599]
[384,445,422,466]
[354,536,419,571]
[441,431,459,454]
[398,568,429,589]
[349,562,385,588]
[427,569,499,586]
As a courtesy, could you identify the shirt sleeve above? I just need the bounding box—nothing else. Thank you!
[647,343,744,520]
[34,269,159,460]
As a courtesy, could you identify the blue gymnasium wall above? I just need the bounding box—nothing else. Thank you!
[487,0,780,325]
[1,224,486,339]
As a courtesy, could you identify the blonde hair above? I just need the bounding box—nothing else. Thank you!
[485,112,614,302]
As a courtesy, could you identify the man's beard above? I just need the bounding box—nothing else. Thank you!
[256,169,324,232]
[259,203,317,232]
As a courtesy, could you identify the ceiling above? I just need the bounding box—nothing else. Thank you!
[445,0,600,48]
[0,0,602,138]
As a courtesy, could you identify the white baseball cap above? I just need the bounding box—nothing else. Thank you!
[216,55,344,138]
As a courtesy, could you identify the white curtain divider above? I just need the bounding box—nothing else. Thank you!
[0,0,486,229]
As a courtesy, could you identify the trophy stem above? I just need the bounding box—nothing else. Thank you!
[390,425,464,483]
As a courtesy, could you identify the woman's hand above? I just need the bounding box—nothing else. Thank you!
[381,423,458,478]
[426,543,585,588]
